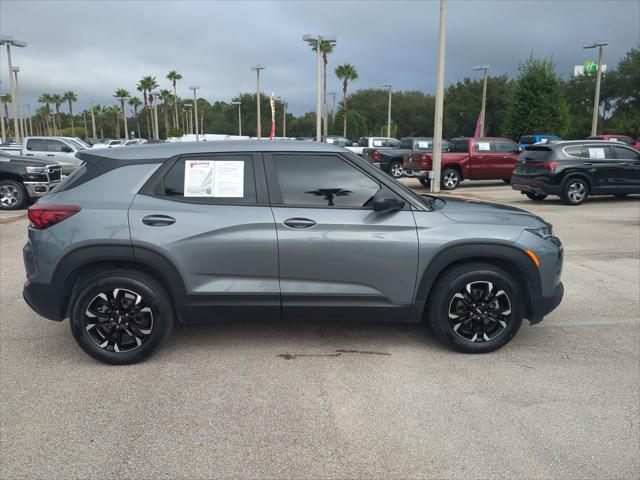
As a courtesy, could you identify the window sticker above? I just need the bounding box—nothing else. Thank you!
[373,140,383,147]
[184,160,214,197]
[477,142,491,151]
[588,148,605,159]
[184,160,245,197]
[417,141,432,149]
[213,161,244,197]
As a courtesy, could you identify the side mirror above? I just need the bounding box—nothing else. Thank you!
[61,145,73,153]
[372,189,405,213]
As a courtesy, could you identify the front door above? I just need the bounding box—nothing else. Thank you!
[128,153,280,322]
[265,152,419,322]
[611,144,640,192]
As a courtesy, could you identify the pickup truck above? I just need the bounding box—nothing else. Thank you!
[403,137,520,190]
[346,137,399,156]
[16,137,85,175]
[363,137,450,178]
[0,150,62,210]
[588,134,640,151]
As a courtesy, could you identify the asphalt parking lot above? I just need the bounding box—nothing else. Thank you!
[1,181,639,479]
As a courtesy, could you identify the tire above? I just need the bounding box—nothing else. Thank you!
[525,192,548,201]
[427,262,524,353]
[419,177,431,188]
[69,269,173,364]
[389,161,404,178]
[441,168,461,190]
[0,179,28,210]
[561,177,590,205]
[502,178,511,184]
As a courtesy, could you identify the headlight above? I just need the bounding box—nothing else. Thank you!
[25,166,46,173]
[526,225,553,239]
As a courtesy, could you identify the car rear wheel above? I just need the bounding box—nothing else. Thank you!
[441,168,460,190]
[427,262,523,353]
[525,192,548,201]
[562,178,590,205]
[0,180,27,210]
[502,178,511,184]
[69,270,173,364]
[389,161,404,178]
[419,177,431,188]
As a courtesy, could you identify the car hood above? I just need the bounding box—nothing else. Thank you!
[2,155,52,167]
[439,196,547,228]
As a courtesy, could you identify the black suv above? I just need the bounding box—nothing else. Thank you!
[511,140,640,205]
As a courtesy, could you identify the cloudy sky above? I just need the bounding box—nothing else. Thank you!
[1,0,638,116]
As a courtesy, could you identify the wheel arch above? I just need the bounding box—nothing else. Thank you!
[442,163,463,180]
[560,171,592,190]
[412,243,541,322]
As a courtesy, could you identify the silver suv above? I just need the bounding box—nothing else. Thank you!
[23,141,564,364]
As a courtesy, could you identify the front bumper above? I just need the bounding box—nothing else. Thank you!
[404,168,429,178]
[529,281,564,324]
[23,180,61,198]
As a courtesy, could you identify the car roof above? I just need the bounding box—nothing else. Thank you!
[76,140,348,163]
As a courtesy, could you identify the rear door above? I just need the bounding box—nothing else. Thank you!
[128,152,280,322]
[24,138,47,159]
[265,152,419,322]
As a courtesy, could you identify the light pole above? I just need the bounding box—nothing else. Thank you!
[382,84,392,138]
[303,34,336,142]
[26,104,32,136]
[183,103,192,135]
[583,42,607,137]
[431,0,447,193]
[1,36,27,144]
[190,86,200,141]
[82,110,87,138]
[328,91,336,123]
[231,101,242,136]
[12,67,24,140]
[251,65,265,139]
[151,91,160,139]
[0,82,5,142]
[277,97,287,138]
[472,65,490,137]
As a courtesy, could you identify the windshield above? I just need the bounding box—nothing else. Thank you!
[74,138,91,148]
[66,139,86,150]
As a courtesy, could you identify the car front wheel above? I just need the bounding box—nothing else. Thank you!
[427,262,523,353]
[69,269,173,364]
[441,168,460,190]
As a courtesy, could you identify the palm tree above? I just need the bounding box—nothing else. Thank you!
[51,94,64,132]
[137,76,158,138]
[312,40,336,137]
[107,105,121,138]
[166,70,182,128]
[159,89,172,138]
[94,105,105,139]
[38,93,53,135]
[113,88,130,140]
[334,64,359,138]
[62,91,77,136]
[128,97,142,138]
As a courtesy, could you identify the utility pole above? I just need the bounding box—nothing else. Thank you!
[382,84,392,138]
[431,0,447,193]
[583,42,607,137]
[251,65,265,139]
[2,37,28,143]
[473,65,490,137]
[190,86,200,141]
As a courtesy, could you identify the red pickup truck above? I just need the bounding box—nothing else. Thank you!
[403,137,521,190]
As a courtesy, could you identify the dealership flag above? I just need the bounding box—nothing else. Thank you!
[473,112,482,138]
[269,92,276,140]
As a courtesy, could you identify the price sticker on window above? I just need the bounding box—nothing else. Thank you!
[477,142,491,151]
[588,148,605,159]
[184,160,244,197]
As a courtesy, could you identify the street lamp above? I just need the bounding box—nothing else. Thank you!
[231,101,242,136]
[251,65,265,139]
[327,91,337,122]
[277,97,287,138]
[472,65,490,137]
[189,86,200,141]
[431,0,447,193]
[303,34,336,142]
[1,36,27,144]
[12,67,24,140]
[0,81,5,142]
[381,84,392,138]
[90,102,97,139]
[583,42,607,136]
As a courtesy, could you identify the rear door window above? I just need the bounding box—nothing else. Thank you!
[563,145,587,158]
[26,138,44,151]
[496,140,517,152]
[450,139,469,153]
[585,145,614,160]
[475,139,496,152]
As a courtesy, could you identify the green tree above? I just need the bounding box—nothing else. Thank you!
[137,76,158,138]
[113,88,130,139]
[504,57,570,138]
[107,105,121,138]
[159,89,173,138]
[128,97,142,138]
[335,63,359,138]
[38,93,53,135]
[62,91,77,136]
[2,93,13,136]
[166,70,182,129]
[606,47,640,137]
[51,94,64,132]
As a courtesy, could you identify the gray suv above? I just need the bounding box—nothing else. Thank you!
[23,141,564,364]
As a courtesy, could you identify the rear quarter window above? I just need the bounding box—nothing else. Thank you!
[26,139,44,151]
[519,147,553,162]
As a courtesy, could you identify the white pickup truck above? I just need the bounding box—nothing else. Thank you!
[345,136,400,156]
[1,137,86,175]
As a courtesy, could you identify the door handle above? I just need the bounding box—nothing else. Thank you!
[26,153,34,156]
[141,214,176,226]
[618,163,629,166]
[47,154,55,157]
[283,217,317,229]
[582,162,592,166]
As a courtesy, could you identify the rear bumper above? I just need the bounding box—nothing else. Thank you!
[23,280,66,321]
[528,281,564,324]
[511,176,561,196]
[404,168,429,178]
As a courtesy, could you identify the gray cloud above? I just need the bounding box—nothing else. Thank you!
[1,0,638,116]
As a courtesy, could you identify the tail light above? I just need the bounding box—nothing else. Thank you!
[28,204,81,230]
[373,150,381,161]
[529,161,559,172]
[420,153,432,168]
